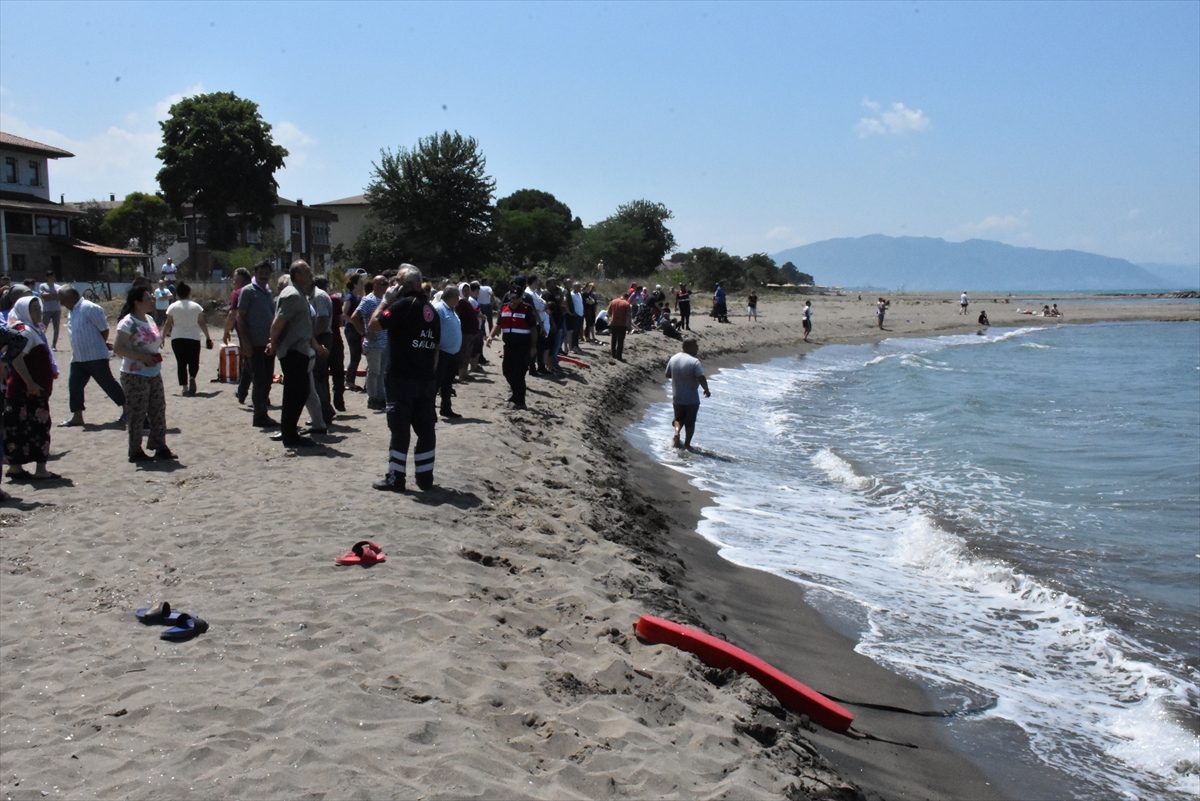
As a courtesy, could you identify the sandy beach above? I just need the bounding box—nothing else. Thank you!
[1,291,1195,800]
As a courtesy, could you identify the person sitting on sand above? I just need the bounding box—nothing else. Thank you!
[665,338,710,450]
[1050,304,1062,317]
[978,310,990,326]
[660,310,683,340]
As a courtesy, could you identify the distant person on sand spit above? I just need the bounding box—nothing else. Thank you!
[802,300,812,341]
[747,291,758,322]
[371,265,440,493]
[58,285,125,427]
[978,310,990,326]
[877,298,888,330]
[113,286,176,463]
[960,291,969,315]
[665,338,710,450]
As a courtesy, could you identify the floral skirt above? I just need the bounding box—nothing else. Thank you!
[4,394,51,466]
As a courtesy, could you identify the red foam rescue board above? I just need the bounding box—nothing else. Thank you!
[635,615,854,732]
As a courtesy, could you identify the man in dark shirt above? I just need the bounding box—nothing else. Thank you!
[369,265,440,492]
[237,260,278,428]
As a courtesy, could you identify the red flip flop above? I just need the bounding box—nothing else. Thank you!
[335,540,386,566]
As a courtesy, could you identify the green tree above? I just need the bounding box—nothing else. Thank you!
[685,246,740,291]
[351,224,409,276]
[156,92,288,251]
[72,201,113,244]
[611,199,677,265]
[365,131,496,273]
[780,261,815,285]
[101,192,174,262]
[561,220,652,278]
[495,189,579,269]
[743,252,782,286]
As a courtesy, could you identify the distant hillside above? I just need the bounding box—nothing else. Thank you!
[1139,262,1200,290]
[771,235,1168,291]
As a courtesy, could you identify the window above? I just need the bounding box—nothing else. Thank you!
[50,217,68,236]
[312,221,330,246]
[35,216,50,235]
[4,212,33,235]
[10,254,26,272]
[196,219,208,244]
[3,158,15,183]
[177,222,189,241]
[290,215,301,234]
[28,160,40,187]
[246,227,260,244]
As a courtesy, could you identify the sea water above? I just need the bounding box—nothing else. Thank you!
[627,321,1200,801]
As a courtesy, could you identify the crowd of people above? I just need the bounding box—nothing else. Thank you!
[0,265,855,498]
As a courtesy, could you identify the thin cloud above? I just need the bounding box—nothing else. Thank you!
[953,210,1031,239]
[856,99,931,138]
[764,225,793,240]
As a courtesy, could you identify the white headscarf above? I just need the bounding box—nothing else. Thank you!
[7,295,47,348]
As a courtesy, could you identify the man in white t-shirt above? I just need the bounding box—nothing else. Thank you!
[153,279,172,326]
[664,339,711,450]
[161,259,177,281]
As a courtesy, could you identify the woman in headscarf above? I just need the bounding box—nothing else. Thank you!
[4,296,58,480]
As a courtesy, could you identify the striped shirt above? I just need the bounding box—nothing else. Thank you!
[357,293,387,350]
[67,298,112,362]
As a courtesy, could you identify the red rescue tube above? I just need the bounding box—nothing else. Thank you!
[635,614,854,732]
[558,355,591,369]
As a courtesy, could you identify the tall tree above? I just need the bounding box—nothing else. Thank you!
[71,201,113,245]
[156,92,288,252]
[101,192,174,262]
[495,189,579,269]
[365,131,496,274]
[611,199,677,265]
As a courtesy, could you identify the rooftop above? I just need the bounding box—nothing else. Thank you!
[0,132,75,159]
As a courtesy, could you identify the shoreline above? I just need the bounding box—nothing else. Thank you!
[596,323,1012,800]
[0,293,1194,800]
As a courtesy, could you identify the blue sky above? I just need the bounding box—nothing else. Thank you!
[2,0,1197,265]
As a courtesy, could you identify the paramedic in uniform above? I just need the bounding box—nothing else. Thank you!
[370,265,440,492]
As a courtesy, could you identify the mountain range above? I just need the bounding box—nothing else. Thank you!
[770,235,1197,292]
